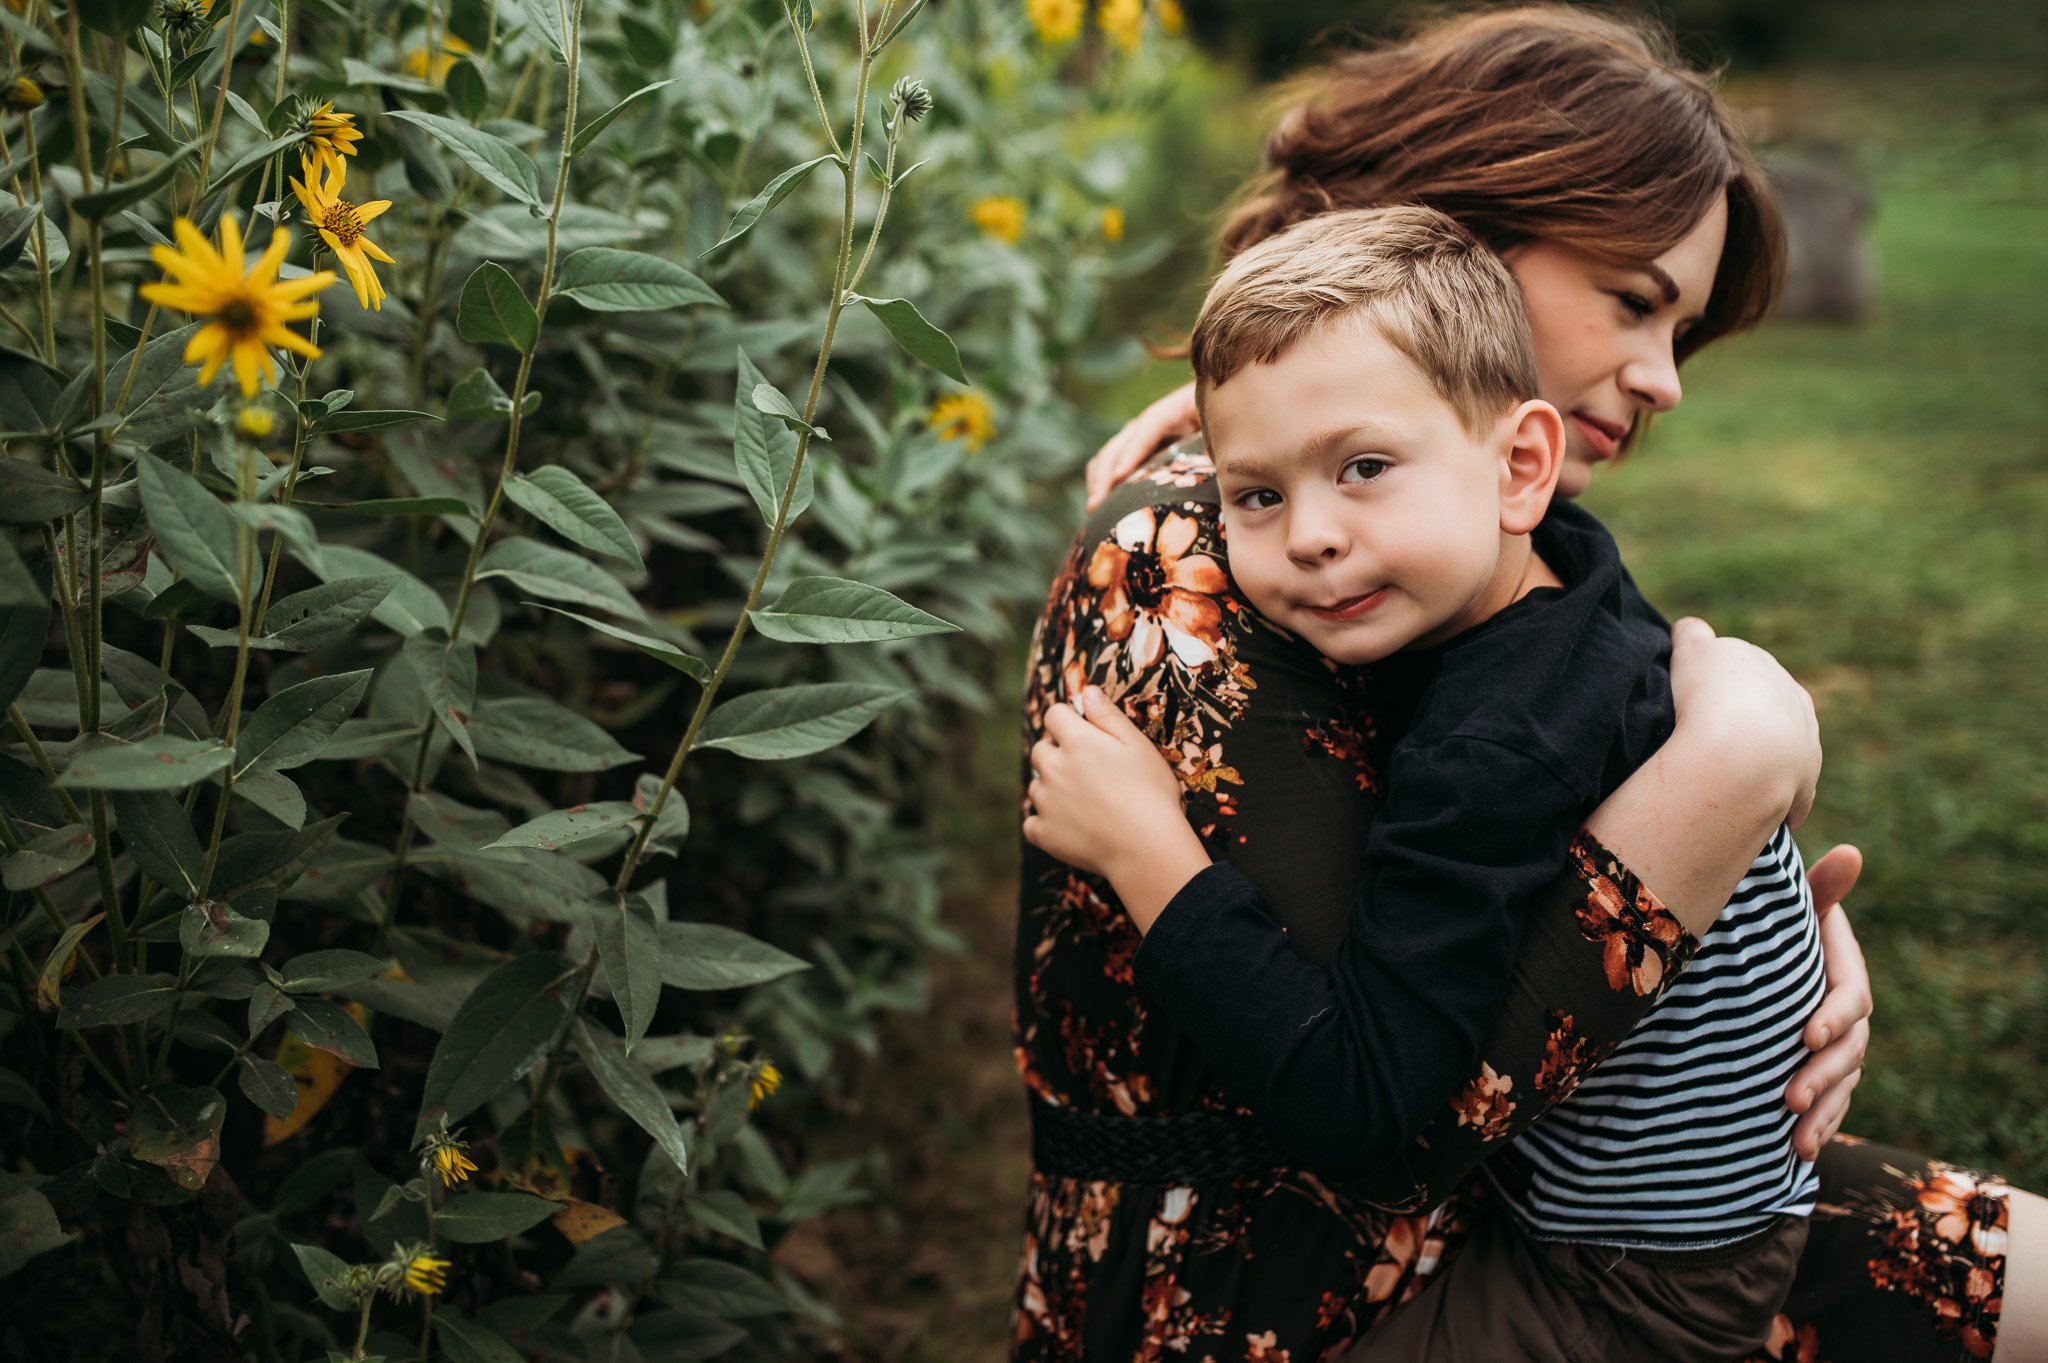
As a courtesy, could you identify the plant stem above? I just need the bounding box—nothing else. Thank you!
[191,0,246,196]
[15,112,56,360]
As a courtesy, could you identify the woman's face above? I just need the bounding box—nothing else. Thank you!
[1504,192,1729,498]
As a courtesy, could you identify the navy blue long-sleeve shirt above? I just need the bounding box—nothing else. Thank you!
[1132,501,1675,1176]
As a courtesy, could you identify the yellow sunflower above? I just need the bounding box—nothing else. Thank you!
[969,195,1026,246]
[1100,205,1125,242]
[304,102,363,174]
[1098,0,1143,54]
[747,1061,783,1111]
[928,392,996,451]
[401,1250,450,1296]
[288,154,396,311]
[1024,0,1082,44]
[1156,0,1185,36]
[138,215,334,398]
[402,30,470,84]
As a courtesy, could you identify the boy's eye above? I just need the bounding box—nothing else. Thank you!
[1339,456,1389,484]
[1231,488,1281,511]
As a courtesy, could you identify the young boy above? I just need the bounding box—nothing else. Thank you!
[1022,206,1824,1361]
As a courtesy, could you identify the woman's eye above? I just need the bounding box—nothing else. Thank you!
[1615,291,1655,319]
[1339,457,1388,484]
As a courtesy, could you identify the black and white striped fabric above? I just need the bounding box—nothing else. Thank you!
[1489,824,1827,1249]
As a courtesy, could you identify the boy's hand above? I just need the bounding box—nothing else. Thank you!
[1024,686,1212,931]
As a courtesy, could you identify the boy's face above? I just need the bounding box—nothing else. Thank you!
[1207,315,1541,665]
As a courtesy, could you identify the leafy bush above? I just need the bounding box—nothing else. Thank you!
[0,0,1186,1355]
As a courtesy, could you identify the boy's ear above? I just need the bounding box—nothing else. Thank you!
[1498,399,1565,535]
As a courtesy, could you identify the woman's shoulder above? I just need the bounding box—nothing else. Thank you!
[1082,438,1222,544]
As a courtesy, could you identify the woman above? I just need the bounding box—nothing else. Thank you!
[1011,9,2042,1361]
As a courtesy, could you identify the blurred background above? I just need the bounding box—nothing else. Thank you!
[796,1,2048,1356]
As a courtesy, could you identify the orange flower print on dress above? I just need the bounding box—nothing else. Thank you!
[1753,1314,1822,1362]
[1570,837,1693,996]
[1243,1329,1290,1361]
[1447,1063,1516,1141]
[1088,505,1230,673]
[1862,1161,2009,1359]
[1533,1010,1606,1101]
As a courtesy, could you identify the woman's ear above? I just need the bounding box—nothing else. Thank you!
[1499,399,1565,535]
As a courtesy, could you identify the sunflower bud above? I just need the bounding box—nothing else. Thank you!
[2,76,43,112]
[234,403,276,441]
[157,0,207,36]
[891,77,933,124]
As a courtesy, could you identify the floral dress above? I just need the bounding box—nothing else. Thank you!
[1010,447,2012,1363]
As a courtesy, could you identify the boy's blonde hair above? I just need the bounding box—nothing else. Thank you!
[1191,205,1539,433]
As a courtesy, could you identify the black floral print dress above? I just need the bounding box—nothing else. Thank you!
[1010,447,2012,1363]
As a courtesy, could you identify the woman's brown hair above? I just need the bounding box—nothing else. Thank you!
[1220,5,1786,375]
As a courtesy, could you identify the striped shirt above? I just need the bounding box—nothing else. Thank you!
[1489,824,1827,1249]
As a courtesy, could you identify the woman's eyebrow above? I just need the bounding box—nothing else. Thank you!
[1642,263,1681,306]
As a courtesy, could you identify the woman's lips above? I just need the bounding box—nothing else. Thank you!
[1305,587,1389,622]
[1571,412,1625,460]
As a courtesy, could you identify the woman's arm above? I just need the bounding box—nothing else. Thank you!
[1084,381,1199,510]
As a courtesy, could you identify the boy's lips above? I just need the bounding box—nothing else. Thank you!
[1570,411,1627,460]
[1304,587,1389,622]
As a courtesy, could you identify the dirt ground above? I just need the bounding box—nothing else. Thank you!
[776,727,1032,1362]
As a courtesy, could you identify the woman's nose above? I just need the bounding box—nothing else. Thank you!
[1624,339,1683,413]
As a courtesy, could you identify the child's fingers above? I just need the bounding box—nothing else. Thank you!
[1080,686,1147,745]
[1805,844,1864,917]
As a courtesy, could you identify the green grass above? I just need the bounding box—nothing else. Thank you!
[1586,131,2048,1183]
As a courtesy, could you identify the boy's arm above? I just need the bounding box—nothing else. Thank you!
[1026,694,1582,1176]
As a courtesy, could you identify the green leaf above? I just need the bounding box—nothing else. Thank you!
[531,606,707,679]
[0,1182,74,1278]
[505,466,644,569]
[133,452,239,600]
[248,576,400,653]
[852,294,969,384]
[555,248,723,313]
[290,996,379,1068]
[291,1242,358,1311]
[33,912,104,1014]
[434,1190,564,1243]
[705,154,836,255]
[0,822,93,891]
[446,366,532,421]
[456,262,539,351]
[311,496,478,519]
[230,502,323,575]
[483,802,641,851]
[303,545,448,637]
[476,537,643,619]
[111,790,204,895]
[233,769,307,829]
[752,576,959,644]
[237,1055,298,1120]
[402,631,479,767]
[235,669,372,776]
[595,893,661,1052]
[571,79,678,156]
[385,111,542,207]
[469,697,639,772]
[0,461,89,524]
[697,682,910,760]
[570,1017,689,1174]
[515,0,566,60]
[59,735,235,790]
[414,953,572,1144]
[57,972,179,1028]
[200,131,302,199]
[657,922,809,991]
[280,949,387,993]
[683,1190,761,1249]
[732,349,811,528]
[130,1084,225,1190]
[750,381,826,439]
[319,408,441,434]
[73,143,196,220]
[437,1309,526,1363]
[180,900,270,958]
[656,1259,790,1317]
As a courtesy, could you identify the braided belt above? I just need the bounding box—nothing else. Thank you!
[1030,1100,1293,1183]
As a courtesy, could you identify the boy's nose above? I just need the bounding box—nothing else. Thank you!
[1285,508,1348,565]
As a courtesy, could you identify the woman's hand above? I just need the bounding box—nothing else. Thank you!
[1084,382,1200,510]
[1024,687,1212,931]
[1786,843,1872,1158]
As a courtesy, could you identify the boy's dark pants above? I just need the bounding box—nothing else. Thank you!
[1346,1206,1809,1363]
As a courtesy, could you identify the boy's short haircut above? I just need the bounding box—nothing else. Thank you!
[1190,205,1540,434]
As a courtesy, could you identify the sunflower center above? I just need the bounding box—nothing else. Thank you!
[1124,549,1167,607]
[218,296,261,335]
[321,200,365,245]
